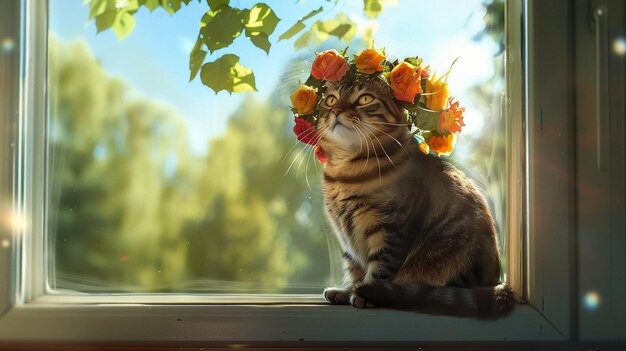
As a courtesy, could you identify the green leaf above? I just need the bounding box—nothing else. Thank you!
[142,0,159,11]
[278,20,305,41]
[301,6,323,21]
[293,23,318,50]
[88,0,108,20]
[327,23,351,38]
[408,104,440,131]
[246,31,271,54]
[200,6,244,53]
[189,37,207,81]
[95,9,118,32]
[243,3,280,36]
[160,0,192,14]
[207,0,229,10]
[363,0,383,19]
[322,14,355,40]
[363,0,396,19]
[112,12,136,40]
[200,54,257,93]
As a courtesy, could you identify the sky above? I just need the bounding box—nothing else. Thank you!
[49,0,498,155]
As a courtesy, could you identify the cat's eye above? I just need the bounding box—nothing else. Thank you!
[358,94,375,105]
[325,95,338,106]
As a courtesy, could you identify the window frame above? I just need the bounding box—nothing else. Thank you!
[0,0,576,344]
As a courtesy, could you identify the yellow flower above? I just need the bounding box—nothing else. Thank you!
[290,85,318,115]
[428,133,457,156]
[425,73,450,110]
[353,48,386,74]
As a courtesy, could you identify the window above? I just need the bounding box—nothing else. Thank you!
[4,0,611,345]
[45,0,509,296]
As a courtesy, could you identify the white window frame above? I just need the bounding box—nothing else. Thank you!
[0,0,576,344]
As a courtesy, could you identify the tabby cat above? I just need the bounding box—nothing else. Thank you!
[316,76,516,319]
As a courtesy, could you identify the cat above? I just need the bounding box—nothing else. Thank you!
[315,76,516,319]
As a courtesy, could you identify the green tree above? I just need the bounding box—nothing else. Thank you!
[49,38,340,293]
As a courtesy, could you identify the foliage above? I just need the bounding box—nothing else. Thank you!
[49,38,335,292]
[86,0,389,93]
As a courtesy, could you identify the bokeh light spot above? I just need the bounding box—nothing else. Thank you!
[613,37,626,56]
[2,37,15,52]
[583,291,601,311]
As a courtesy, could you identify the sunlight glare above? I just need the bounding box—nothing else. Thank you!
[0,209,28,235]
[460,109,485,136]
[583,290,601,311]
[613,37,626,56]
[2,37,15,52]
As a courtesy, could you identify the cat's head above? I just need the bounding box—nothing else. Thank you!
[316,77,408,153]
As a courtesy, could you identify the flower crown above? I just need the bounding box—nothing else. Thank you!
[290,47,466,159]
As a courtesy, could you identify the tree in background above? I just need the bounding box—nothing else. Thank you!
[49,38,338,292]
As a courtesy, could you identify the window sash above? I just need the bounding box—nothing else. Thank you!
[0,0,576,343]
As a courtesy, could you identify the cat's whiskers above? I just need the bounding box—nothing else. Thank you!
[359,122,395,168]
[304,126,330,189]
[354,124,382,184]
[284,126,326,176]
[352,124,373,176]
[360,121,406,151]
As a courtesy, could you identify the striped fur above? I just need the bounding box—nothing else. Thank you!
[317,77,516,319]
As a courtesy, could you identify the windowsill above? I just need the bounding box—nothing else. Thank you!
[0,300,564,342]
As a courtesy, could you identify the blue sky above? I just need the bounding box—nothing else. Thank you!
[50,0,497,154]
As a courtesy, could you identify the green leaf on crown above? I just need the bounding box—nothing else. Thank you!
[200,54,257,93]
[405,103,441,132]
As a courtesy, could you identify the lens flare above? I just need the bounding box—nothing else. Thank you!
[583,291,601,311]
[613,37,626,56]
[0,209,27,234]
[1,37,15,52]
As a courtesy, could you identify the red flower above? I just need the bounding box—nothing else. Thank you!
[314,145,328,163]
[293,117,319,145]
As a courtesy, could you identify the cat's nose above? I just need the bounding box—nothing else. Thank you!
[330,107,343,116]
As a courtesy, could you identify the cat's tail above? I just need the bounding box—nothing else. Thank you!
[354,281,517,319]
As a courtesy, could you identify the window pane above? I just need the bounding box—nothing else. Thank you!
[47,0,506,294]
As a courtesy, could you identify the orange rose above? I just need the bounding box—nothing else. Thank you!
[310,50,350,81]
[353,48,386,74]
[428,133,457,156]
[290,85,318,115]
[389,62,423,103]
[425,73,450,110]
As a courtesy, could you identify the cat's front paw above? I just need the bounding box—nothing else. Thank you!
[349,293,375,309]
[323,287,350,305]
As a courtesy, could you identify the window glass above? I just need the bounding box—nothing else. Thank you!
[47,0,505,293]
